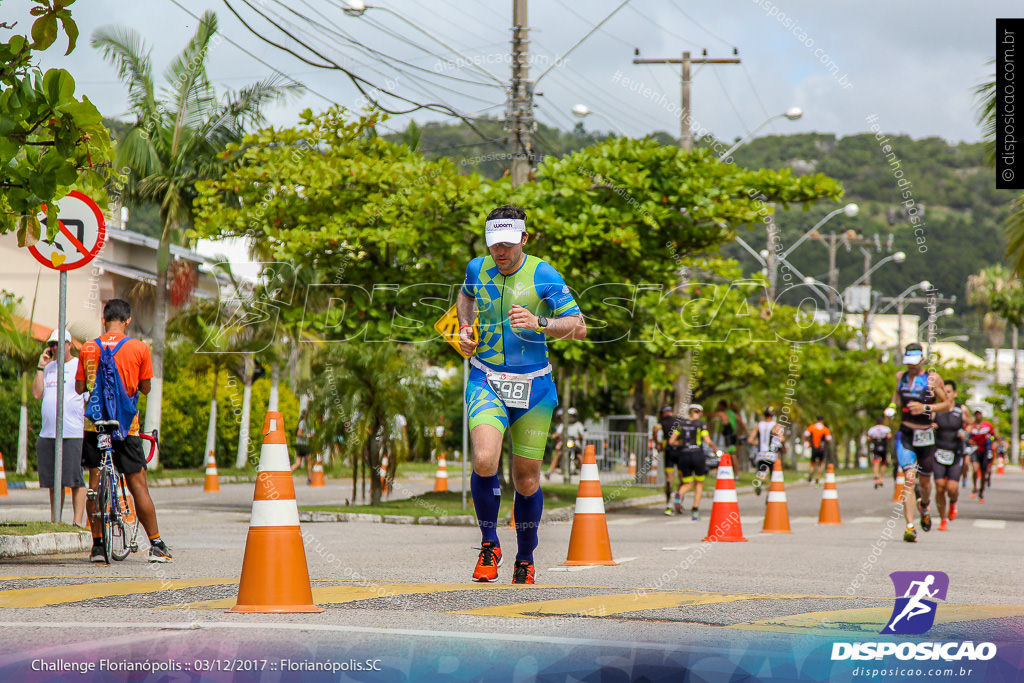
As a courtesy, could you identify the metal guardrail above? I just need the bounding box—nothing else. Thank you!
[585,432,662,486]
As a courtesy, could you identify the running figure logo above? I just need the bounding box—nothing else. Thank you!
[880,571,949,635]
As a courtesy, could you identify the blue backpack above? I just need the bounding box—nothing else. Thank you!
[84,337,139,441]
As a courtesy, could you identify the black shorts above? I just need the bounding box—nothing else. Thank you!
[295,443,310,459]
[871,447,888,463]
[810,447,827,463]
[722,432,737,449]
[932,454,963,482]
[664,446,684,471]
[678,449,706,481]
[82,431,147,475]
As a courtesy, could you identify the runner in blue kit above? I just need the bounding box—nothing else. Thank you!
[457,205,587,584]
[884,343,953,543]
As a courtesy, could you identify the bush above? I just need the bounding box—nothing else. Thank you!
[0,374,40,471]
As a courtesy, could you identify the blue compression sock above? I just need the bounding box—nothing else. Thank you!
[514,489,544,564]
[471,472,501,545]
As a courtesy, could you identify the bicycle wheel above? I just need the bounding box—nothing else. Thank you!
[97,477,112,565]
[110,478,133,561]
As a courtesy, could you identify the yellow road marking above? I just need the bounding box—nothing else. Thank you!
[168,582,558,610]
[0,579,232,608]
[730,604,1024,633]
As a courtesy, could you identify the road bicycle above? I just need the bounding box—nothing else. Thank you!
[87,422,158,564]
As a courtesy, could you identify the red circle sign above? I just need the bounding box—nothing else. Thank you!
[27,190,106,271]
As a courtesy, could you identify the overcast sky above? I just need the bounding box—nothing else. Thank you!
[7,0,1016,145]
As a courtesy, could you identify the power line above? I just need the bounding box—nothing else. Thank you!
[666,0,733,48]
[627,4,697,47]
[740,62,777,133]
[712,67,750,135]
[536,0,634,84]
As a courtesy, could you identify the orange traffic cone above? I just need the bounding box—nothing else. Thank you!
[380,454,389,494]
[628,452,637,477]
[892,468,905,503]
[818,463,842,525]
[433,453,449,492]
[648,452,659,485]
[0,451,8,497]
[229,411,323,613]
[563,444,616,566]
[996,456,1005,475]
[762,458,792,534]
[203,450,220,492]
[310,452,326,487]
[704,452,746,542]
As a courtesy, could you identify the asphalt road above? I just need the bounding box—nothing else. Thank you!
[1,467,1022,682]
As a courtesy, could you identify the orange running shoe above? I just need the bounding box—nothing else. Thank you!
[949,502,958,520]
[938,519,948,531]
[473,541,502,582]
[512,560,535,585]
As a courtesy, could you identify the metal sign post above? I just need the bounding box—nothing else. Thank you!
[27,191,106,524]
[434,304,477,510]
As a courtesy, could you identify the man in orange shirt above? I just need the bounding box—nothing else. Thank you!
[803,416,832,486]
[75,299,171,563]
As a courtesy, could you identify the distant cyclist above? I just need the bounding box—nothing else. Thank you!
[932,380,969,531]
[866,416,892,489]
[747,406,785,494]
[458,205,586,585]
[884,342,952,543]
[803,416,832,485]
[968,409,996,502]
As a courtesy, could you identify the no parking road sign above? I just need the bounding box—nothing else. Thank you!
[28,190,106,271]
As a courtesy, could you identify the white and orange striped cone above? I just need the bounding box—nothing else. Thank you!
[0,452,8,497]
[892,468,906,503]
[380,454,389,494]
[433,453,449,492]
[817,463,842,525]
[648,452,659,485]
[628,452,637,477]
[203,450,220,492]
[229,411,323,613]
[310,452,325,487]
[703,452,746,542]
[562,444,616,566]
[64,486,71,497]
[761,458,792,534]
[996,456,1005,476]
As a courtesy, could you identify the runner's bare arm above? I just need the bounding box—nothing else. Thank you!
[928,372,952,414]
[508,305,586,340]
[456,290,478,356]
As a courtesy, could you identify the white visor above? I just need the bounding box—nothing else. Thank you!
[485,218,526,247]
[902,350,924,364]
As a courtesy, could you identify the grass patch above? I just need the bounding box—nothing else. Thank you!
[149,467,255,480]
[0,521,85,536]
[300,481,657,518]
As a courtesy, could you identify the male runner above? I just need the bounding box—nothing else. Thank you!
[803,416,832,485]
[458,205,586,584]
[884,342,952,543]
[656,406,684,515]
[932,380,969,530]
[866,416,892,489]
[968,409,996,502]
[669,405,721,520]
[747,407,785,494]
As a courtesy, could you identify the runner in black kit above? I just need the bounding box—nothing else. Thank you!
[657,406,683,515]
[670,405,721,521]
[885,343,953,543]
[866,416,892,489]
[932,380,970,531]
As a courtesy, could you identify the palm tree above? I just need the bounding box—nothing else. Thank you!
[91,12,301,465]
[0,290,43,474]
[967,265,1013,382]
[309,343,439,506]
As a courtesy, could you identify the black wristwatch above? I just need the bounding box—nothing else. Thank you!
[537,315,549,329]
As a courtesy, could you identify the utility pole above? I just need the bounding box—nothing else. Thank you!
[509,0,532,187]
[633,51,740,150]
[765,211,777,299]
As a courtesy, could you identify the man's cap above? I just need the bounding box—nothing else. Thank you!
[763,406,775,417]
[568,407,578,416]
[902,342,924,365]
[974,408,983,415]
[689,404,703,413]
[46,328,72,344]
[661,406,672,413]
[484,218,526,247]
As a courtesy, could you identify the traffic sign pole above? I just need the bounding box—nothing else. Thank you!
[53,271,67,523]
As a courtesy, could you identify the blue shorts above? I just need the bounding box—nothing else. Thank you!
[895,427,934,476]
[465,365,558,460]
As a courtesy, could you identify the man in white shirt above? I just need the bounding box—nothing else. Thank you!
[31,328,85,526]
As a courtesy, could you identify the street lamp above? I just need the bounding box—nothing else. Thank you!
[719,107,803,161]
[782,203,858,260]
[846,251,906,289]
[571,104,626,136]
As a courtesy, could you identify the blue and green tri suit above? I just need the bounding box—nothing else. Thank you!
[462,254,580,460]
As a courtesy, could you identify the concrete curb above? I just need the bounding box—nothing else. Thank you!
[0,530,92,558]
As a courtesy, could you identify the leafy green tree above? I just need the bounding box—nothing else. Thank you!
[90,11,301,451]
[1,0,112,244]
[0,291,44,473]
[967,265,1013,382]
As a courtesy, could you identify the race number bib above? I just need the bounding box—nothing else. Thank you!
[934,448,955,465]
[487,372,532,409]
[912,429,935,447]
